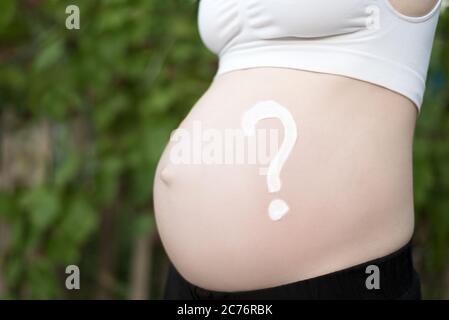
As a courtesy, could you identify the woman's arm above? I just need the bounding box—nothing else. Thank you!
[388,0,440,17]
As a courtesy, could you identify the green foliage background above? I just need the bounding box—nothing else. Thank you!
[0,0,448,299]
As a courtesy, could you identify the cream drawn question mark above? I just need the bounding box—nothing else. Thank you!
[242,100,298,221]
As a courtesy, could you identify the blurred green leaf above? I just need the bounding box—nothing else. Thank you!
[0,0,15,30]
[33,38,65,72]
[54,152,81,188]
[132,213,154,237]
[20,187,60,233]
[47,196,97,264]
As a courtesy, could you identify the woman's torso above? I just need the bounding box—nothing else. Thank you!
[154,67,416,292]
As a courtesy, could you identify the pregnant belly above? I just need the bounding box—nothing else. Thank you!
[154,68,417,292]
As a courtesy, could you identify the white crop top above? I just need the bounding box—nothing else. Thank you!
[198,0,443,110]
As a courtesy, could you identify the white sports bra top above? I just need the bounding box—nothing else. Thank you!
[198,0,443,110]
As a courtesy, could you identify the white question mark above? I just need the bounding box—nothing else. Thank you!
[242,100,298,221]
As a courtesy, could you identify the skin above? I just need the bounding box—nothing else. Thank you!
[153,1,440,292]
[389,0,439,17]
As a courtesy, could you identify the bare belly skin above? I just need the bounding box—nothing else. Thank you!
[154,67,416,292]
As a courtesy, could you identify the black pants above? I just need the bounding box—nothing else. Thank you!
[164,240,421,300]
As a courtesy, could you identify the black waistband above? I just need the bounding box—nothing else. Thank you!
[165,240,421,300]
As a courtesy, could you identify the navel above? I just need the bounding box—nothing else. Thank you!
[160,165,175,186]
